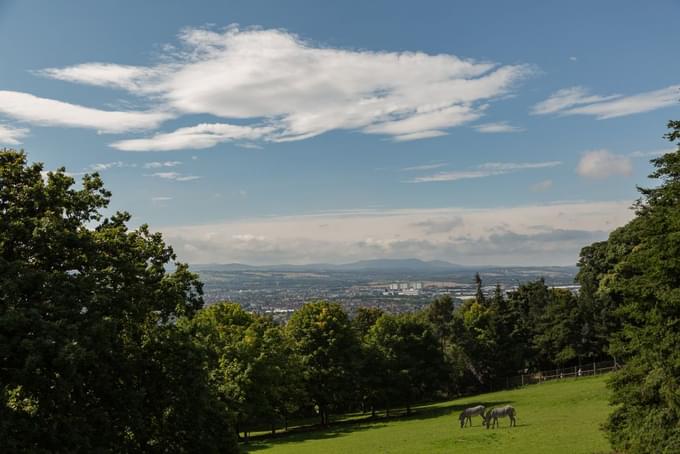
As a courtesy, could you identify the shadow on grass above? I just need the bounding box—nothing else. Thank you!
[241,399,513,452]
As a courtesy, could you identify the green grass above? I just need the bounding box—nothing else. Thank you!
[243,375,612,454]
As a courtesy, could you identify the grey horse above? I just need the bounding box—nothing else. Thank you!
[459,405,486,428]
[484,405,516,429]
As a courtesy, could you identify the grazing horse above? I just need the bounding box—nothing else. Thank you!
[485,405,517,429]
[459,405,486,428]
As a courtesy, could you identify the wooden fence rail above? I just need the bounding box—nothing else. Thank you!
[505,360,619,389]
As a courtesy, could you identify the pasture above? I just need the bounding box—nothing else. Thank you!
[243,374,611,453]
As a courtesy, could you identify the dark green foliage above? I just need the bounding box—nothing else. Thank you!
[286,301,359,426]
[579,121,680,453]
[352,307,384,336]
[0,150,237,453]
[366,313,447,414]
[186,303,303,438]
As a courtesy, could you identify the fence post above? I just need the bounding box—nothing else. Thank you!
[593,362,596,375]
[521,374,524,386]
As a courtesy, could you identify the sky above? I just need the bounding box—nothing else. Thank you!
[1,0,679,265]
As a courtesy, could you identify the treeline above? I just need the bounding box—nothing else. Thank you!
[2,117,679,454]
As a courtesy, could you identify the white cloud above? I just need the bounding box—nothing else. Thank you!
[629,148,673,158]
[151,196,173,202]
[157,201,633,265]
[409,160,561,183]
[391,130,449,142]
[0,124,29,145]
[111,123,275,151]
[88,161,136,171]
[39,26,531,148]
[532,85,680,119]
[400,162,448,172]
[530,179,553,192]
[473,121,524,133]
[531,86,618,115]
[147,171,201,181]
[38,63,162,92]
[577,150,632,179]
[0,91,171,133]
[143,160,182,168]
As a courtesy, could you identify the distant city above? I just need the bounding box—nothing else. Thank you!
[195,259,579,321]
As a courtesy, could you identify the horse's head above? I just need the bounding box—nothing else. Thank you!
[458,412,466,428]
[483,409,493,428]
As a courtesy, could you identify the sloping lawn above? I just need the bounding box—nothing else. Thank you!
[243,374,611,453]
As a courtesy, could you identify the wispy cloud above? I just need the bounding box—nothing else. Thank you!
[147,172,201,181]
[408,161,561,183]
[473,121,524,133]
[0,91,171,133]
[111,123,275,151]
[577,150,632,179]
[532,85,680,119]
[143,160,182,168]
[400,162,448,172]
[0,124,29,145]
[35,25,532,149]
[629,148,674,158]
[88,161,136,171]
[151,196,173,202]
[530,179,553,192]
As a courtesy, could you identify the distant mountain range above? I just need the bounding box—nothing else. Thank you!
[191,258,574,273]
[191,258,466,272]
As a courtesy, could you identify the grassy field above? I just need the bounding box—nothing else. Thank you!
[243,374,612,454]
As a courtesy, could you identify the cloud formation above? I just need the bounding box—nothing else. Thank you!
[577,150,632,179]
[111,123,275,151]
[532,85,680,119]
[157,201,633,265]
[34,26,531,150]
[473,121,524,133]
[530,179,553,192]
[146,171,201,181]
[143,161,182,168]
[0,123,29,145]
[0,91,171,133]
[408,161,561,183]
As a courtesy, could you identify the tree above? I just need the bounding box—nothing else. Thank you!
[367,313,446,415]
[0,150,237,453]
[286,301,359,426]
[187,302,303,439]
[587,121,680,453]
[352,307,384,335]
[474,272,485,305]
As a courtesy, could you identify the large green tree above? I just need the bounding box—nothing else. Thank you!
[187,302,303,439]
[584,121,680,453]
[0,151,237,453]
[367,313,446,415]
[286,301,359,426]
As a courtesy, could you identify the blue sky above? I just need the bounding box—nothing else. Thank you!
[1,0,679,265]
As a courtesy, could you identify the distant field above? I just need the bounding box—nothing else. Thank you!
[243,375,611,454]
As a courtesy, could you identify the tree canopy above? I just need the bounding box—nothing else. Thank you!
[0,150,237,453]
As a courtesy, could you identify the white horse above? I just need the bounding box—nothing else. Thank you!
[485,405,516,429]
[459,405,486,428]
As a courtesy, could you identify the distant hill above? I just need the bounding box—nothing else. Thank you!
[194,258,465,272]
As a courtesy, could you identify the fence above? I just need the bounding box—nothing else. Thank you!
[505,360,619,389]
